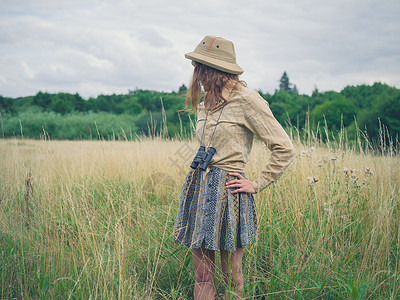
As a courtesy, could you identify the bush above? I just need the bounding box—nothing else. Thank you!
[1,108,138,140]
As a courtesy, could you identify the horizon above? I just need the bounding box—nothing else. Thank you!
[2,80,398,100]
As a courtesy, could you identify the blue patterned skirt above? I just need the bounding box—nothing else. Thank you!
[172,166,258,252]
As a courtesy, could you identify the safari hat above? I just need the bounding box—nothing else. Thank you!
[185,35,244,75]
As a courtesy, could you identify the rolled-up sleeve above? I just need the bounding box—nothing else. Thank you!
[243,91,295,193]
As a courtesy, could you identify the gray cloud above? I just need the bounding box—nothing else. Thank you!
[0,0,399,97]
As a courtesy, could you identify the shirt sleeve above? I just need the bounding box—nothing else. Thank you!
[242,91,295,193]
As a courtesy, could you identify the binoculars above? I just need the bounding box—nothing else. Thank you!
[190,146,216,171]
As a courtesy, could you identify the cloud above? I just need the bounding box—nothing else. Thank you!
[0,0,399,97]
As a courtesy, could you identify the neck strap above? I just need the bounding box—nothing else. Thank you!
[199,104,225,149]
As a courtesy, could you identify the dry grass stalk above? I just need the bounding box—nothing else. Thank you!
[24,170,33,229]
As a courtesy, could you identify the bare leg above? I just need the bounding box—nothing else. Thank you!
[220,248,244,299]
[192,246,216,300]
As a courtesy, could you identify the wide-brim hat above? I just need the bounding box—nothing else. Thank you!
[185,35,244,75]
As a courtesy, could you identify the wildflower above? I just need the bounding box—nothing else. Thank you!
[342,168,358,182]
[356,179,367,189]
[342,167,349,175]
[365,167,374,176]
[307,176,319,187]
[323,206,333,216]
[323,201,335,216]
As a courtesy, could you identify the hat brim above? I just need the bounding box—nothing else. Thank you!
[185,52,244,75]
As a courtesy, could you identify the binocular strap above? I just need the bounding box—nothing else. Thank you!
[199,104,226,150]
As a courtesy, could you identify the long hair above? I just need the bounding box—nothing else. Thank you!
[182,62,246,112]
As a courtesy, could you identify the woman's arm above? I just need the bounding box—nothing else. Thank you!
[242,90,295,194]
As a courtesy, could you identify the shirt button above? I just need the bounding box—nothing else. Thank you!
[205,212,208,216]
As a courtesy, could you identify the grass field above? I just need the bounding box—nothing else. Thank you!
[0,132,399,299]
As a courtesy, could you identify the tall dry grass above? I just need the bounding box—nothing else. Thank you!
[0,128,399,298]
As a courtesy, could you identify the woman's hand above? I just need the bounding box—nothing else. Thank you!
[226,172,256,194]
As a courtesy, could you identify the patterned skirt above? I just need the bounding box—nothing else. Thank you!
[172,166,258,252]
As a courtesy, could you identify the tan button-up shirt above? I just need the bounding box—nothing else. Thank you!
[195,83,295,193]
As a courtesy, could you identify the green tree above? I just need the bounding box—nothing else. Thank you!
[0,95,16,114]
[115,96,143,115]
[178,84,188,94]
[50,99,74,115]
[310,94,356,130]
[269,89,310,128]
[279,71,298,94]
[279,71,290,92]
[73,93,86,112]
[33,91,52,109]
[357,92,400,140]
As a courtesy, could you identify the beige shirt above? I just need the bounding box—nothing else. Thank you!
[195,82,295,194]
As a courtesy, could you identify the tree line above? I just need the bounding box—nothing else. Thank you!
[0,73,399,143]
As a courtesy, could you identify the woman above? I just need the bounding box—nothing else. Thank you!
[173,35,295,299]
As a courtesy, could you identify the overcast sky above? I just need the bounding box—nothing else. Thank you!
[1,0,399,98]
